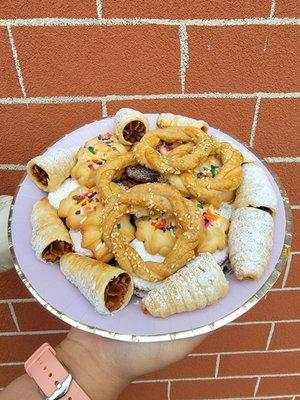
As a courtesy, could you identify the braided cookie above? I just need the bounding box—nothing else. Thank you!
[168,141,243,208]
[141,253,228,318]
[71,135,127,188]
[60,253,133,314]
[98,183,204,282]
[134,126,215,174]
[27,148,77,192]
[58,185,100,230]
[228,207,274,280]
[157,112,209,133]
[31,198,72,263]
[114,108,149,145]
[234,163,278,216]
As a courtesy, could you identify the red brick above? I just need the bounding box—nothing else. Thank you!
[0,269,32,299]
[104,0,270,19]
[108,98,256,142]
[171,378,256,399]
[0,28,22,97]
[269,322,300,349]
[193,323,271,353]
[118,382,167,400]
[237,290,300,322]
[0,170,24,196]
[0,304,16,332]
[0,0,97,18]
[219,350,300,376]
[275,0,300,17]
[0,103,101,163]
[269,163,300,205]
[286,254,300,287]
[0,333,66,362]
[0,365,24,387]
[143,355,216,380]
[13,303,68,331]
[186,26,299,93]
[258,375,300,396]
[292,210,300,251]
[254,99,300,157]
[14,26,180,97]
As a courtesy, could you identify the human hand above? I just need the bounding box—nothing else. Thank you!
[56,327,208,399]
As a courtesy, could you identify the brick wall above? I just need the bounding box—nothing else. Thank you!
[0,1,299,399]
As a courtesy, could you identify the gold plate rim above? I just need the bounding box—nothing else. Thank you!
[8,116,293,342]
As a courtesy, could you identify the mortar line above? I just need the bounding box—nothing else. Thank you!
[291,205,300,210]
[0,164,26,171]
[0,330,68,336]
[253,376,261,397]
[167,381,171,400]
[0,298,36,304]
[249,96,261,147]
[0,92,299,105]
[190,348,300,356]
[282,253,293,287]
[270,0,276,18]
[7,302,20,332]
[95,0,102,19]
[214,354,220,377]
[0,17,299,27]
[0,362,24,366]
[6,26,27,98]
[265,157,300,163]
[101,100,107,117]
[265,322,275,350]
[178,23,189,93]
[230,319,300,325]
[132,372,300,383]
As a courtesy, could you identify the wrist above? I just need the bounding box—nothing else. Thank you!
[56,335,129,400]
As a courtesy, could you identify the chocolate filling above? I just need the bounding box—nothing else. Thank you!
[42,240,72,263]
[104,273,131,312]
[250,205,273,215]
[32,164,49,186]
[123,120,146,143]
[125,165,162,183]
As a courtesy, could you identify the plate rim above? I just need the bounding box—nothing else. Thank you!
[8,114,293,342]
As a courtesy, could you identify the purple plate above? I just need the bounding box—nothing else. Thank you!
[8,114,292,342]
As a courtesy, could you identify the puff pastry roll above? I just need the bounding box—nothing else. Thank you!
[157,113,209,133]
[228,207,274,280]
[27,148,77,192]
[31,198,72,263]
[114,108,149,145]
[141,253,228,317]
[234,164,278,216]
[60,253,133,314]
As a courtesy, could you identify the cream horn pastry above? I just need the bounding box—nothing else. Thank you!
[228,207,274,280]
[31,198,72,263]
[234,163,278,216]
[27,148,77,192]
[141,253,228,318]
[60,253,133,314]
[114,108,149,145]
[157,112,209,133]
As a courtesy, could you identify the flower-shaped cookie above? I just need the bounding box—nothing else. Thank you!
[135,213,182,257]
[192,200,229,254]
[71,134,127,188]
[58,185,100,230]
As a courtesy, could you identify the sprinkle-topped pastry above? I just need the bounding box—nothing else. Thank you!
[71,136,127,188]
[58,185,100,230]
[135,212,181,257]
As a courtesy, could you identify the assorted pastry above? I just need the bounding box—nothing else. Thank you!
[27,109,278,318]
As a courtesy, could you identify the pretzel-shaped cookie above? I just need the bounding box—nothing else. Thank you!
[98,183,204,282]
[168,141,243,207]
[134,126,215,174]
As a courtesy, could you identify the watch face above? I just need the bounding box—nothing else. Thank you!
[0,195,13,272]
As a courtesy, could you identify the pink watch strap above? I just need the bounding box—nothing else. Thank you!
[25,343,90,400]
